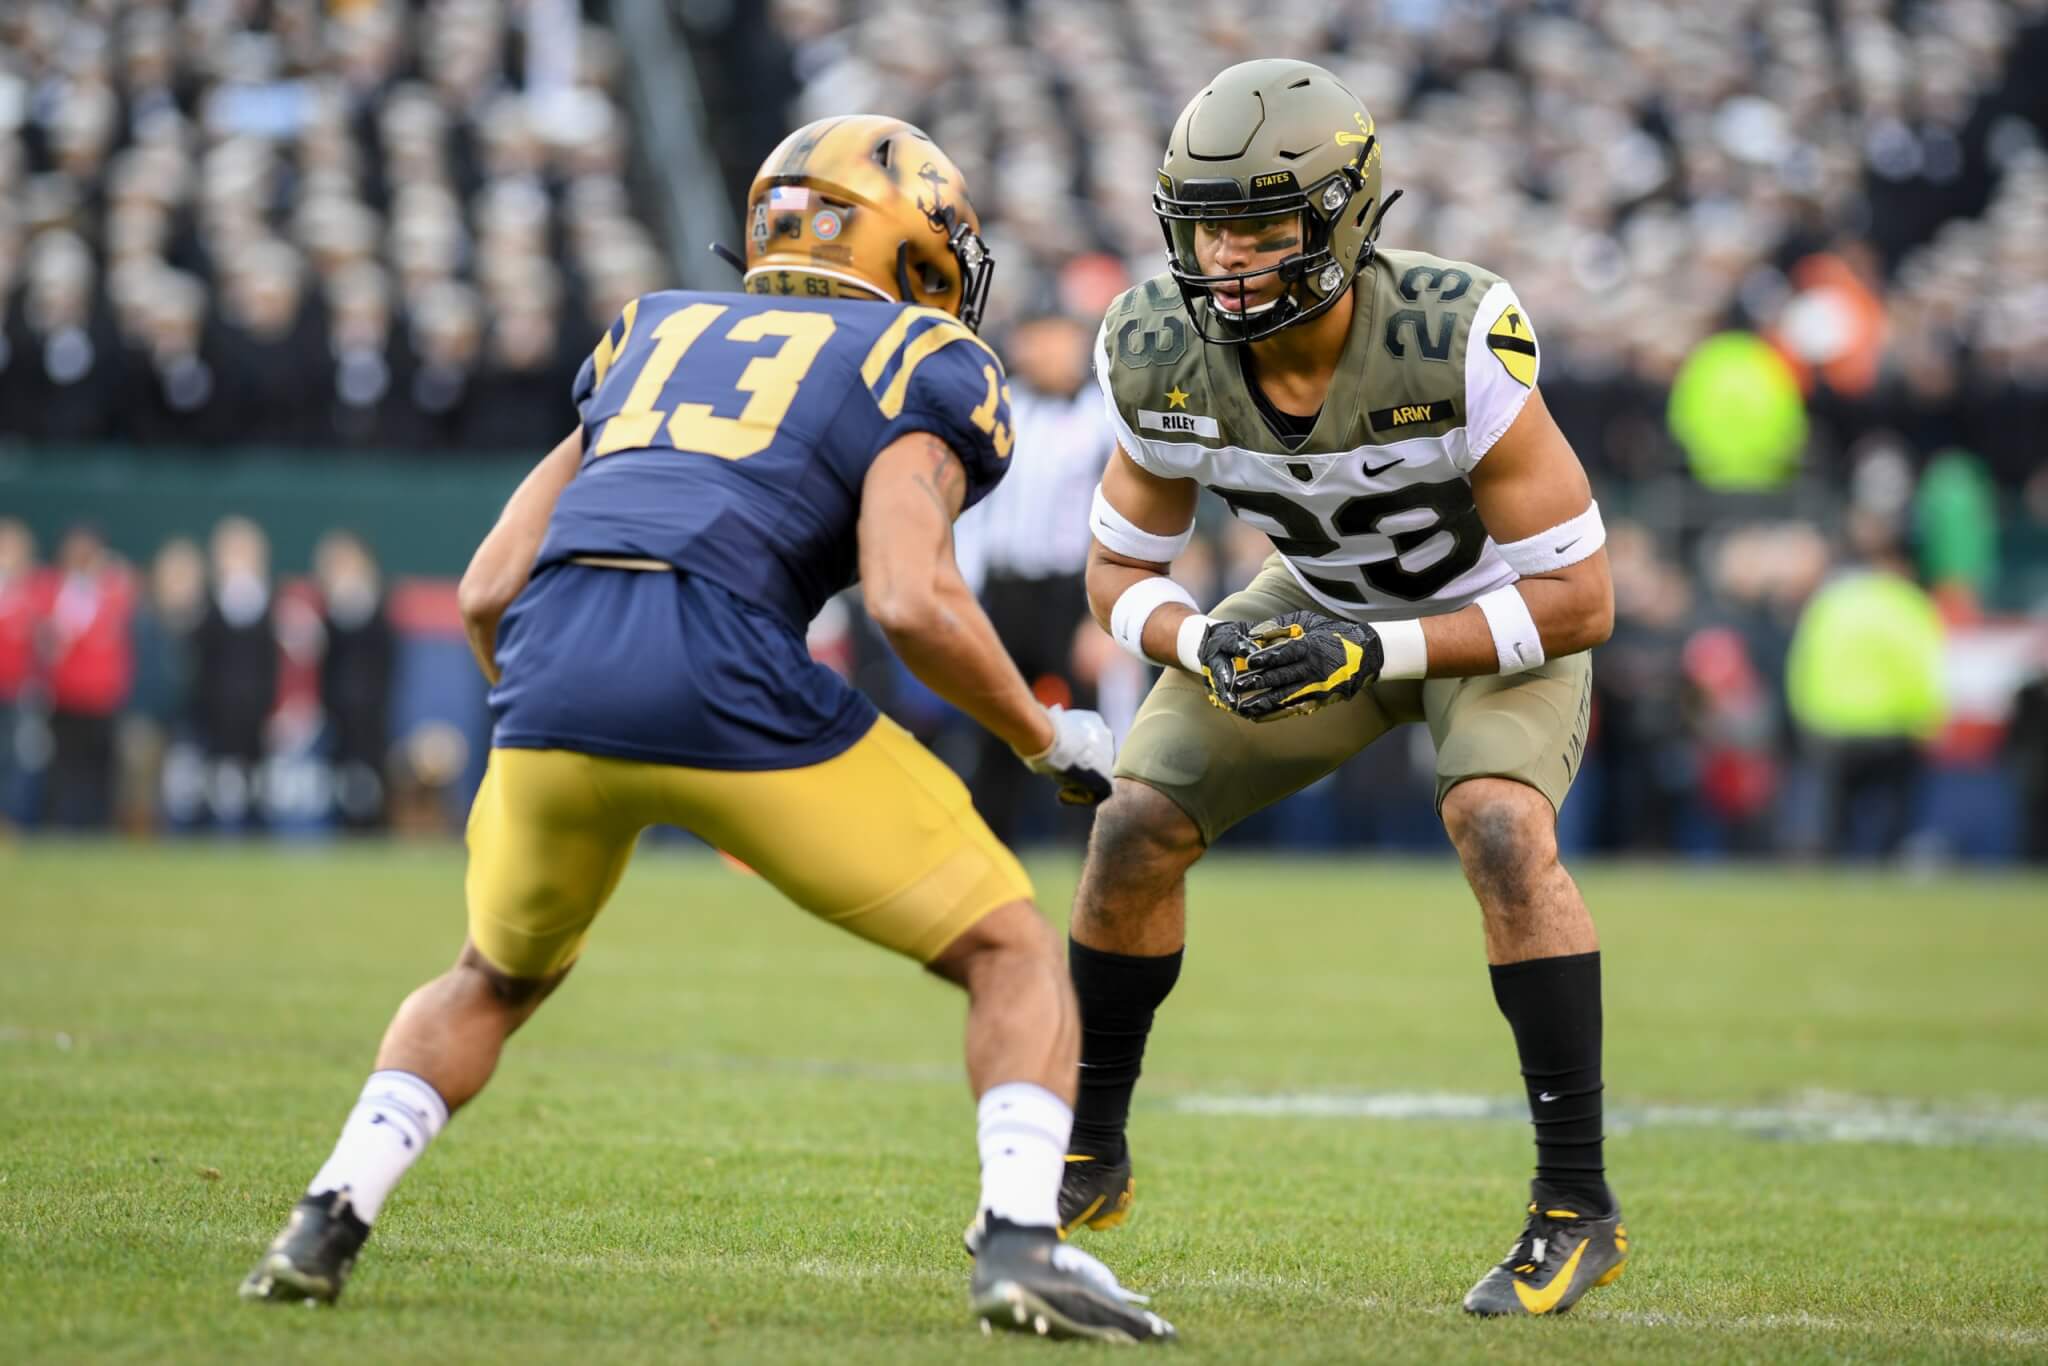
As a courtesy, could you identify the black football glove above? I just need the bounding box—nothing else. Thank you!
[1234,610,1384,722]
[1193,618,1261,714]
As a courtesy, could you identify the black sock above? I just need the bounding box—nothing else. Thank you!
[1067,938,1183,1160]
[1488,951,1613,1215]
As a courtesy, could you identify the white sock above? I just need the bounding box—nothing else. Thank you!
[306,1070,449,1224]
[977,1082,1071,1230]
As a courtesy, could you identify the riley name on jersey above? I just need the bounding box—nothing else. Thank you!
[1096,246,1541,622]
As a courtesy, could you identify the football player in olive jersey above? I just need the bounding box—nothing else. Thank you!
[1068,59,1626,1317]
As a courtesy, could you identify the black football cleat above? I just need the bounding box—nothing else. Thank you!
[239,1190,372,1305]
[1462,1195,1628,1316]
[970,1216,1176,1344]
[1058,1150,1135,1237]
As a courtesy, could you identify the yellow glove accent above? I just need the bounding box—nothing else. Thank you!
[1278,636,1365,705]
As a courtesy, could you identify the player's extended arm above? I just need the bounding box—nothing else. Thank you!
[457,426,583,685]
[1084,444,1266,705]
[857,431,1059,757]
[1083,444,1202,659]
[1085,442,1248,685]
[1419,388,1614,676]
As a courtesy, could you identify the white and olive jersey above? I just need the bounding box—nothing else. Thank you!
[1094,247,1541,621]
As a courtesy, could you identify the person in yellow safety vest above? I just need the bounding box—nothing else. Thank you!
[1785,535,1945,857]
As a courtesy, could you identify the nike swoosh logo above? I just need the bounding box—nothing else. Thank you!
[1553,535,1582,555]
[1538,1092,1558,1103]
[1361,457,1401,477]
[1513,1236,1589,1314]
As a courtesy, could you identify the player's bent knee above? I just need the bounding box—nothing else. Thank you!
[1086,780,1204,887]
[456,940,569,1013]
[1442,780,1558,902]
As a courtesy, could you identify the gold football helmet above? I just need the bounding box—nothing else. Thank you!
[742,115,995,331]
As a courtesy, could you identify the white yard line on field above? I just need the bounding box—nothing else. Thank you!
[13,1019,2045,1151]
[1169,1089,2048,1147]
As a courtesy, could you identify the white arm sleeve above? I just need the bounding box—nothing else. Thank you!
[1494,501,1606,576]
[1462,281,1539,469]
[1090,484,1194,563]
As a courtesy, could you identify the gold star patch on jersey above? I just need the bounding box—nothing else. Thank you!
[1486,307,1537,387]
[1166,385,1190,409]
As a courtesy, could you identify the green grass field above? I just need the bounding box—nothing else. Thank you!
[5,841,2047,1363]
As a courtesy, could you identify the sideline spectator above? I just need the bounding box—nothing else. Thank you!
[1786,512,1948,857]
[120,537,206,835]
[0,520,41,825]
[2012,659,2048,864]
[41,526,136,829]
[193,517,281,828]
[314,531,396,832]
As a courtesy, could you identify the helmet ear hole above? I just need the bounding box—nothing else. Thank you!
[874,138,893,168]
[895,241,914,304]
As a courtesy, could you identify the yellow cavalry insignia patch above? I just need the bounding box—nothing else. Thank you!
[1486,306,1537,387]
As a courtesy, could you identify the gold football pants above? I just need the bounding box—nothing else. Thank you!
[464,716,1033,978]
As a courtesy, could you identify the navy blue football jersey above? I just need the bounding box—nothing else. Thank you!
[495,291,1014,771]
[537,290,1016,632]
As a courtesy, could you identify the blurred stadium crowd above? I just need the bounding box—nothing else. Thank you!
[708,0,2048,490]
[0,0,665,450]
[3,0,2046,860]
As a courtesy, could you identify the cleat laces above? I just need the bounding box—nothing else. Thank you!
[1500,1203,1584,1279]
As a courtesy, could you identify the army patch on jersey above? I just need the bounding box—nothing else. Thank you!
[1486,307,1537,387]
[1138,408,1220,439]
[1368,399,1457,432]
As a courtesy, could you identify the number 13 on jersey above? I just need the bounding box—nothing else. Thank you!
[592,300,838,460]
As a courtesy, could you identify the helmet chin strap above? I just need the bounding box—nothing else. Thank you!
[1361,188,1404,255]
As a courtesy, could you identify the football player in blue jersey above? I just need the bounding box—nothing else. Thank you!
[241,116,1174,1345]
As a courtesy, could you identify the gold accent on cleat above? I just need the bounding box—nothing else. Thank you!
[1511,1237,1589,1315]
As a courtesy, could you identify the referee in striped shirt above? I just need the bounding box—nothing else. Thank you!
[955,303,1114,843]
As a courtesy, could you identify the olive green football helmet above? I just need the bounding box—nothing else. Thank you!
[1154,59,1397,343]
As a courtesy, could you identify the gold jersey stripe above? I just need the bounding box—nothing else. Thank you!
[866,309,1003,419]
[590,296,642,389]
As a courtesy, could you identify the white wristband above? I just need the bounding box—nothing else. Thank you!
[1090,484,1194,564]
[1175,612,1215,674]
[1373,618,1428,680]
[1474,584,1546,674]
[1108,575,1197,663]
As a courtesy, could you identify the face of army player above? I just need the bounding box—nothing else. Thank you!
[1191,210,1305,317]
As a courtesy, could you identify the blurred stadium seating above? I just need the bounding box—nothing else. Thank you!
[0,0,665,450]
[1,0,2044,859]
